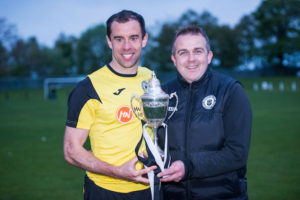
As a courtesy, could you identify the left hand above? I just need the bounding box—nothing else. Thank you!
[157,160,185,182]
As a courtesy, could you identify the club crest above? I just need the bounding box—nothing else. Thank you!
[142,81,148,92]
[202,95,216,110]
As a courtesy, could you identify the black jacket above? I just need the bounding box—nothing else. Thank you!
[158,68,252,200]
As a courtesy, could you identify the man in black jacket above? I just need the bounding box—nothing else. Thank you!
[157,25,252,199]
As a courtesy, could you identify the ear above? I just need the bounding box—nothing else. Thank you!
[142,33,148,48]
[171,54,176,66]
[106,35,112,49]
[207,51,213,64]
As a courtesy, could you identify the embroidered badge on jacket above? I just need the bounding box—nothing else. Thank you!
[202,95,216,109]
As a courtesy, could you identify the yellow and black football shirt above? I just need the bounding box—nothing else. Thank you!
[66,64,152,193]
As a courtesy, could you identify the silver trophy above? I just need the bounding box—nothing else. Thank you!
[131,71,178,157]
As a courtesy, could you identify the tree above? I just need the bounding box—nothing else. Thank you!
[253,0,300,70]
[10,37,50,77]
[51,33,78,75]
[143,23,178,72]
[10,39,30,76]
[0,41,9,76]
[0,18,17,49]
[26,37,44,74]
[212,25,240,68]
[0,18,18,76]
[77,24,110,74]
[234,15,257,69]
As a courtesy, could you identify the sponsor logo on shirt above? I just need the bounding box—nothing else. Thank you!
[116,106,133,124]
[113,88,126,95]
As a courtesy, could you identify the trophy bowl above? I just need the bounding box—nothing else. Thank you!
[141,93,169,128]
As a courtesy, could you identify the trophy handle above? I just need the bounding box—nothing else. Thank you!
[131,94,143,120]
[167,92,178,120]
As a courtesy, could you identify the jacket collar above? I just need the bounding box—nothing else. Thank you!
[177,67,211,88]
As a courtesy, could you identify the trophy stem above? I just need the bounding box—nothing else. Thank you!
[153,127,158,148]
[153,126,164,158]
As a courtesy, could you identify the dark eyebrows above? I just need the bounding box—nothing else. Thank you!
[195,47,205,52]
[130,34,139,39]
[177,49,187,54]
[112,34,139,40]
[177,47,205,54]
[113,36,123,40]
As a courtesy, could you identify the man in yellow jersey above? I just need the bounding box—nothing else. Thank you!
[63,10,156,200]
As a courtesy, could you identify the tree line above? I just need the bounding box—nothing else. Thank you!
[0,0,299,78]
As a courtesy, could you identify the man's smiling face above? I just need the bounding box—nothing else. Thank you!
[106,19,148,74]
[171,33,213,83]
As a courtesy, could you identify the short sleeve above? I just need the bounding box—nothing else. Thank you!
[66,77,101,129]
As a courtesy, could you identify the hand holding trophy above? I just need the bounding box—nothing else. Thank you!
[131,71,178,200]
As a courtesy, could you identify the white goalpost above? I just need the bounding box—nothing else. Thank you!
[43,77,85,99]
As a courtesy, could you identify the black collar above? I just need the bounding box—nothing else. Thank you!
[107,63,138,77]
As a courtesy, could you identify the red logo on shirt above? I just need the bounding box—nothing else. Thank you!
[116,106,133,124]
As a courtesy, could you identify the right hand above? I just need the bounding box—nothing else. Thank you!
[116,157,157,184]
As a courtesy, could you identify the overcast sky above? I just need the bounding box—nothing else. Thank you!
[0,0,262,47]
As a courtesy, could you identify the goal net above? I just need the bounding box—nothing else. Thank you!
[43,76,85,99]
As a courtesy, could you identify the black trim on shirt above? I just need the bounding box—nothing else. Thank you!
[66,77,101,128]
[107,63,138,77]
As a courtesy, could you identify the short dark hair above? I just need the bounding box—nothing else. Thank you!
[172,24,211,55]
[106,10,146,39]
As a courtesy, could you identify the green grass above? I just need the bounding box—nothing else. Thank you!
[243,77,300,200]
[0,77,300,199]
[0,88,85,200]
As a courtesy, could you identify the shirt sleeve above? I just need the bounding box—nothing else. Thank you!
[66,77,101,129]
[187,83,252,179]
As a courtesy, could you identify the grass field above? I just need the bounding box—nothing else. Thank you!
[0,76,300,200]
